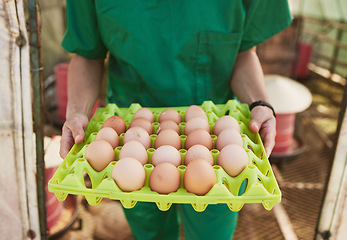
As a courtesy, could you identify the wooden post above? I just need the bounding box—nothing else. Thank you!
[27,0,47,239]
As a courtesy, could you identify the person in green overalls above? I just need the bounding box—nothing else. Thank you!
[59,1,292,239]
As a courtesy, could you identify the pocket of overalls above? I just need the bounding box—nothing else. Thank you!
[195,31,242,102]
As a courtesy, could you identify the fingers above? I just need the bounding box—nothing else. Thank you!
[59,115,89,159]
[249,106,276,157]
[249,106,274,133]
[259,119,276,157]
[59,125,75,158]
[69,117,88,144]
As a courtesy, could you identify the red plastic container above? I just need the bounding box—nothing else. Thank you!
[273,113,296,153]
[292,42,313,78]
[54,62,99,121]
[45,166,64,230]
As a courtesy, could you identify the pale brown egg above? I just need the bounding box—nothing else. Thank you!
[185,129,213,150]
[112,157,146,192]
[85,140,115,172]
[151,145,182,166]
[158,109,181,124]
[119,140,148,165]
[184,144,213,166]
[217,144,248,177]
[184,158,216,196]
[213,115,240,135]
[129,117,153,135]
[184,105,208,122]
[149,162,181,194]
[95,127,119,149]
[156,120,181,135]
[184,117,210,135]
[215,128,243,150]
[102,116,126,135]
[154,129,182,150]
[123,127,151,149]
[133,108,155,123]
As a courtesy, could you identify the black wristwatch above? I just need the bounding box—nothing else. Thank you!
[249,100,276,118]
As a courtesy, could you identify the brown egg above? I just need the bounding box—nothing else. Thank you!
[213,116,240,135]
[119,141,148,165]
[154,129,182,150]
[158,109,181,124]
[102,116,126,135]
[95,127,119,149]
[123,127,151,149]
[129,117,153,135]
[149,162,181,194]
[217,144,248,177]
[215,128,243,150]
[185,129,213,150]
[151,145,182,166]
[184,105,208,122]
[184,158,216,196]
[112,157,146,192]
[184,117,210,135]
[184,144,213,166]
[85,140,115,172]
[156,120,181,135]
[133,108,155,123]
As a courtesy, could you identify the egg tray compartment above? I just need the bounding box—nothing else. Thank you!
[48,100,281,212]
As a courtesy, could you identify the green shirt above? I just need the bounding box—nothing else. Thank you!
[62,0,292,108]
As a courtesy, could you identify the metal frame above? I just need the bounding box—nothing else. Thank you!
[299,16,347,81]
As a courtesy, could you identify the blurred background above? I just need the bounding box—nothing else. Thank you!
[1,0,347,239]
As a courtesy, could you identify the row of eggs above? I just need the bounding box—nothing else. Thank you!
[84,105,249,196]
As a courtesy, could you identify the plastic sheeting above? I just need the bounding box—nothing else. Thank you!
[0,1,39,239]
[39,0,70,79]
[289,0,347,78]
[289,0,347,22]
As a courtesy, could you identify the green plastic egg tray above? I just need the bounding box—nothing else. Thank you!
[48,100,281,212]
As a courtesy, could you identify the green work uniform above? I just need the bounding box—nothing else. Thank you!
[62,0,292,239]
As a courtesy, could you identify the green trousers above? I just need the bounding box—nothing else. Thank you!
[123,202,239,240]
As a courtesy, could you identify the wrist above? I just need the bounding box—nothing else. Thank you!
[65,108,89,122]
[66,100,96,118]
[249,100,276,118]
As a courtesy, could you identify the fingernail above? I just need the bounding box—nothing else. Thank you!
[266,149,271,158]
[253,123,259,132]
[75,135,82,142]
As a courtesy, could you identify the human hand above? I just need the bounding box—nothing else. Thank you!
[248,106,276,157]
[59,113,89,159]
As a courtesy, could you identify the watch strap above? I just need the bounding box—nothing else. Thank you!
[249,100,276,118]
